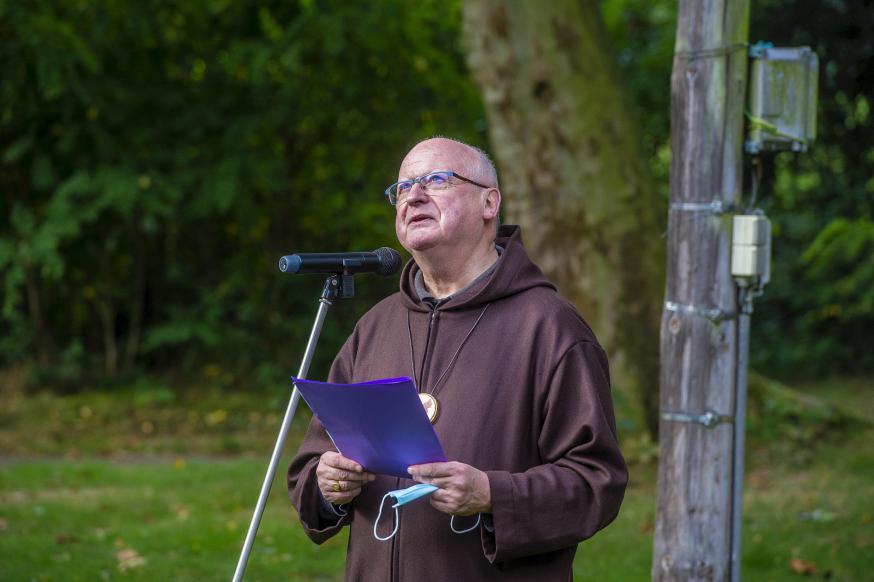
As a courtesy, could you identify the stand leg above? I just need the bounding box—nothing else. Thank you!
[730,290,753,582]
[232,293,333,582]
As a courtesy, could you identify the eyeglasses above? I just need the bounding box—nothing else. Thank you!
[384,170,491,206]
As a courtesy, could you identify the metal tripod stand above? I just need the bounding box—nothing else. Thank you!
[232,273,355,581]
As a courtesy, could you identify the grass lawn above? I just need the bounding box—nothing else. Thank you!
[0,457,348,581]
[1,379,872,581]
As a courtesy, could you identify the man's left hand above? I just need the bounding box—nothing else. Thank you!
[408,461,491,516]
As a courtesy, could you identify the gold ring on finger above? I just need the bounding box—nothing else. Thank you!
[331,480,341,492]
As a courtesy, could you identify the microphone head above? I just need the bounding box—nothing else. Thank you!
[373,247,402,276]
[278,255,302,273]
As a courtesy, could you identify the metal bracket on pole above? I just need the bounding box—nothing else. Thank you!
[669,200,737,214]
[660,409,734,429]
[665,300,737,324]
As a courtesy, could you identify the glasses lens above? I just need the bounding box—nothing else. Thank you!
[422,172,451,189]
[396,181,413,204]
[386,181,410,205]
[387,172,455,206]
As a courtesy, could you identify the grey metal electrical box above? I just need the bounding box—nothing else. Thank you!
[732,215,771,285]
[746,44,818,154]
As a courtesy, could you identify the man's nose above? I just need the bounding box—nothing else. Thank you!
[404,182,429,205]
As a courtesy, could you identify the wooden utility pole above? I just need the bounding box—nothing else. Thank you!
[652,1,751,580]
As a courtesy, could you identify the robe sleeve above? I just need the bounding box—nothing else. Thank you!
[481,341,628,563]
[286,331,358,544]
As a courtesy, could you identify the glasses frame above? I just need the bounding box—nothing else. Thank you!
[384,170,491,206]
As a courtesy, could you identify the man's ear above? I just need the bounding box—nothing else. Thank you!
[482,188,501,221]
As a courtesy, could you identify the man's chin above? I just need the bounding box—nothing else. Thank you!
[401,235,440,254]
[398,224,438,250]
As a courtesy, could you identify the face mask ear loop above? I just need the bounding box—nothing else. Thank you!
[373,492,400,541]
[450,513,481,534]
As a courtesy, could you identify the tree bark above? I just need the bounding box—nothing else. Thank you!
[96,298,118,377]
[23,263,53,366]
[123,231,145,375]
[462,0,665,438]
[652,1,750,580]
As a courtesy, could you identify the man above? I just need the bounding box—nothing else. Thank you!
[287,137,627,581]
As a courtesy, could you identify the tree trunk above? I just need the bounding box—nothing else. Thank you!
[652,1,750,580]
[96,298,118,377]
[462,0,665,438]
[23,264,52,366]
[123,231,145,375]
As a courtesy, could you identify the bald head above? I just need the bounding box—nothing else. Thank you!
[403,137,499,189]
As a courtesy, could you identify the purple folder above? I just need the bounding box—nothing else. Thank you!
[292,376,447,478]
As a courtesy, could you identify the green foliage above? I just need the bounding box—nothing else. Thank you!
[746,373,868,461]
[761,216,874,373]
[1,0,871,386]
[601,0,675,169]
[802,217,874,319]
[749,0,874,377]
[0,0,486,386]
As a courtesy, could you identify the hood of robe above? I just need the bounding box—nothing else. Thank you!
[398,225,556,312]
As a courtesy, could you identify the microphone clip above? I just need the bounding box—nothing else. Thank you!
[321,273,355,301]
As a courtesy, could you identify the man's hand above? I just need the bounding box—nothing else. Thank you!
[408,461,491,516]
[316,451,374,505]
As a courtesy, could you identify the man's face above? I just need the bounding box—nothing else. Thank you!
[394,141,489,255]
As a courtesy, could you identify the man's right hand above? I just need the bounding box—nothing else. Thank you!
[316,451,375,505]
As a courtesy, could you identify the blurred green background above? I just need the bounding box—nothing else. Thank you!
[1,0,872,580]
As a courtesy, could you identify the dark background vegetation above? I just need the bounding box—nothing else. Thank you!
[1,0,871,393]
[1,0,485,391]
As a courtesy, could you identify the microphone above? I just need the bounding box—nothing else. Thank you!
[278,247,402,277]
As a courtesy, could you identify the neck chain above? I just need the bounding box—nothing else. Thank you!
[406,304,490,423]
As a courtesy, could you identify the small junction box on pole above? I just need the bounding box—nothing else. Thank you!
[731,214,771,285]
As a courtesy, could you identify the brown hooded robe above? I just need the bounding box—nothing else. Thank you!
[288,225,628,581]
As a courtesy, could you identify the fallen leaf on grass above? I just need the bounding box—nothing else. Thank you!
[747,468,773,490]
[55,532,78,544]
[173,504,190,520]
[789,557,817,575]
[116,547,147,571]
[0,517,8,531]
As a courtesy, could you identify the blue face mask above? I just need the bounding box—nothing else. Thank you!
[391,483,439,507]
[373,483,481,541]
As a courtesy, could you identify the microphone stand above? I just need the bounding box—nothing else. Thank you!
[233,272,355,582]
